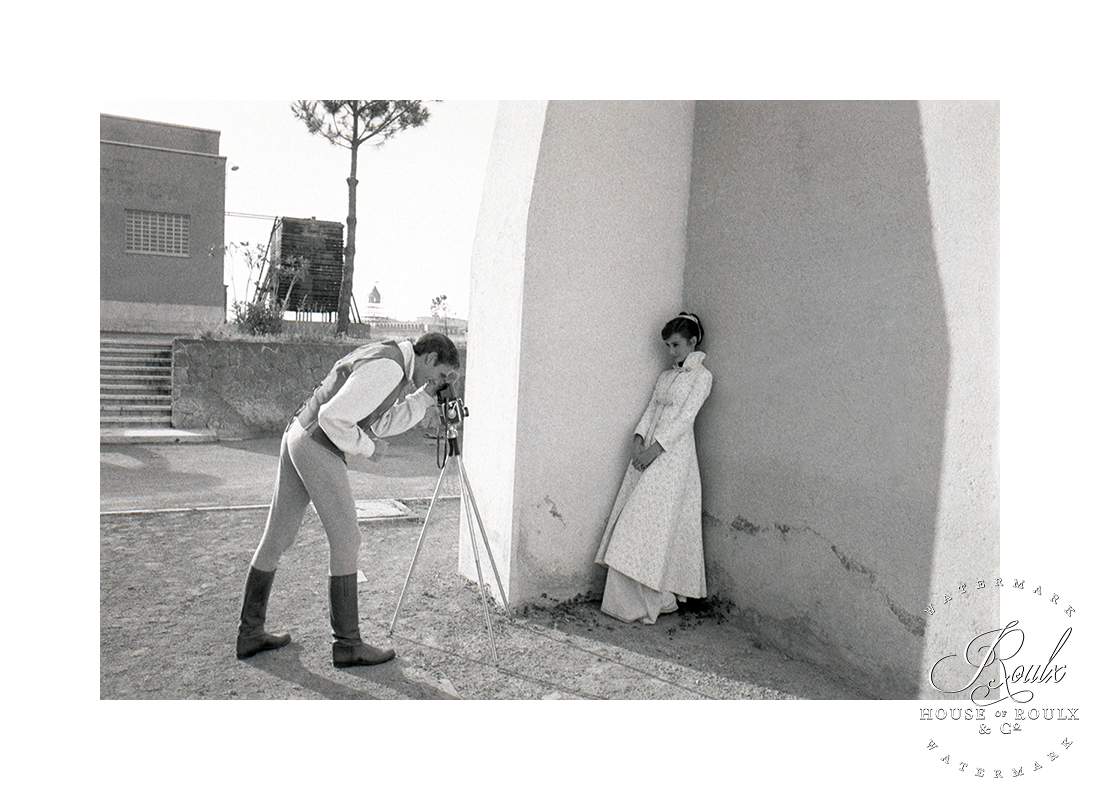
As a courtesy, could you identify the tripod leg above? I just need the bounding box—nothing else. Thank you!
[457,456,511,616]
[389,457,450,635]
[461,476,498,663]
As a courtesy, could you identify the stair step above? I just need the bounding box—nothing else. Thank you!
[101,355,172,366]
[101,349,171,359]
[100,354,172,362]
[101,374,171,385]
[101,388,171,399]
[101,399,171,409]
[101,365,171,376]
[100,386,171,399]
[101,416,176,428]
[100,335,174,346]
[100,393,171,403]
[100,403,173,415]
[100,336,178,431]
[100,347,171,356]
[100,368,172,380]
[101,388,172,399]
[100,428,217,445]
[100,339,172,346]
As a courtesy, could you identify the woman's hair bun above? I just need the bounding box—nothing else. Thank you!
[662,312,704,343]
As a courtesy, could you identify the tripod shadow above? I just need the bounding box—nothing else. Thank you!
[244,641,458,700]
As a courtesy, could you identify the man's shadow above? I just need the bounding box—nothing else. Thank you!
[244,642,458,700]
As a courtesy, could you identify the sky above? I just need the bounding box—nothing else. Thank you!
[99,98,499,321]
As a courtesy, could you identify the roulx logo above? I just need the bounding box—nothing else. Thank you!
[928,621,1071,704]
[918,577,1081,780]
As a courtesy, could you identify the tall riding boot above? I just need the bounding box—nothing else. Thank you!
[329,573,395,667]
[236,566,292,659]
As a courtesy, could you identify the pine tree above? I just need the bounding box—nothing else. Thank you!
[291,101,434,333]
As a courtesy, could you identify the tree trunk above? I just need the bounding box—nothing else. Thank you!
[338,107,360,335]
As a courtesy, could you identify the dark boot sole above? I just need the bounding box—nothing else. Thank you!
[332,646,396,667]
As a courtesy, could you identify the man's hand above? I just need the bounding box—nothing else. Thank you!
[423,369,460,399]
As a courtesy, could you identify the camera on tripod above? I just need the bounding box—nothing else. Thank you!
[433,382,468,466]
[393,376,510,660]
[435,382,468,436]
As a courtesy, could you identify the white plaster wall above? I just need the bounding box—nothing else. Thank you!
[461,101,550,597]
[917,100,999,697]
[462,101,695,603]
[464,100,997,697]
[681,101,996,697]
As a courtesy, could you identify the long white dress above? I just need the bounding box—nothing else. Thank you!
[594,350,712,623]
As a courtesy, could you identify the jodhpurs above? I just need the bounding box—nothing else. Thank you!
[251,418,361,576]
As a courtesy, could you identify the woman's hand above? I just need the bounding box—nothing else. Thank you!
[632,441,664,471]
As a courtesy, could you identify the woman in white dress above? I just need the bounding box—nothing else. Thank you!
[595,312,713,624]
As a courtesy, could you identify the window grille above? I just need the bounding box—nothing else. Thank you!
[125,210,190,256]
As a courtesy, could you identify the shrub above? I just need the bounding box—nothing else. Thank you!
[232,298,284,336]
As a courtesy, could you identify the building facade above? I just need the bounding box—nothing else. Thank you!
[462,100,998,698]
[100,114,227,334]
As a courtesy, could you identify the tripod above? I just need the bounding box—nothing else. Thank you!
[388,393,510,661]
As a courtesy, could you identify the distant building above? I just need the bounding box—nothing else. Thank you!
[356,284,469,340]
[361,284,385,320]
[100,114,227,334]
[416,314,469,337]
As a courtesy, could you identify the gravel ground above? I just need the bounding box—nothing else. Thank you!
[100,497,868,700]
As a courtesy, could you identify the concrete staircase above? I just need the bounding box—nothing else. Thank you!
[100,335,215,444]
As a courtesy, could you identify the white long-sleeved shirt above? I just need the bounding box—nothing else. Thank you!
[316,340,435,457]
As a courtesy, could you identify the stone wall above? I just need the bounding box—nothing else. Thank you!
[171,338,365,439]
[171,337,467,440]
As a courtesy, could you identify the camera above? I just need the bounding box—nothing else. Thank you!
[433,382,468,465]
[435,382,468,433]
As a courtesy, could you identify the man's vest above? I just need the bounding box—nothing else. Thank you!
[294,340,409,460]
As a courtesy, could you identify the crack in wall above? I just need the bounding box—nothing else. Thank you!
[707,512,925,638]
[729,516,762,535]
[543,495,563,521]
[825,540,925,638]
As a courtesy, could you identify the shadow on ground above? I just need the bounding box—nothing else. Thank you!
[101,498,868,700]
